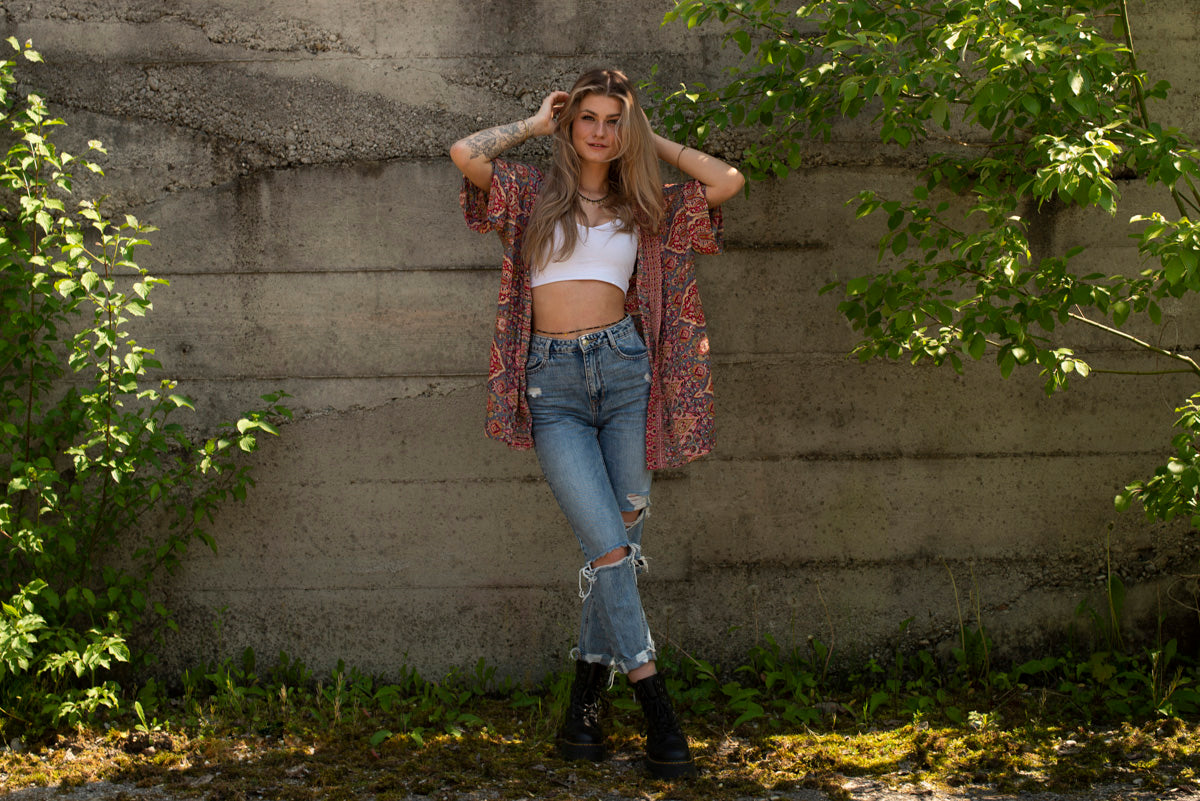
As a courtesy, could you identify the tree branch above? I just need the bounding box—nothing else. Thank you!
[1066,308,1200,377]
[1088,367,1198,376]
[1117,0,1189,218]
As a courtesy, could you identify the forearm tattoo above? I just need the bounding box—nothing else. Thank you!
[463,119,529,160]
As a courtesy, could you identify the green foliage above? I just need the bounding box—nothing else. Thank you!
[0,40,289,735]
[161,626,1200,752]
[12,651,1200,798]
[654,0,1200,530]
[1120,392,1200,527]
[179,649,498,748]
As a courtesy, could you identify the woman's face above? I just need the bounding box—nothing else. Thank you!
[570,93,624,164]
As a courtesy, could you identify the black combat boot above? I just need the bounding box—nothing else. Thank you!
[632,672,697,778]
[557,660,609,761]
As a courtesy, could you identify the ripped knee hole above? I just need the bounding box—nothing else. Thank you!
[590,545,631,568]
[622,494,649,530]
[578,542,646,600]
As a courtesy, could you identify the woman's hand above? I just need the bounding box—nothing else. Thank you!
[530,90,569,137]
[450,90,570,191]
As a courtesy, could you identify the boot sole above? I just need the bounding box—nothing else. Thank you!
[645,756,697,779]
[558,740,606,762]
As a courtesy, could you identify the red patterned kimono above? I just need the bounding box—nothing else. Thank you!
[459,159,723,469]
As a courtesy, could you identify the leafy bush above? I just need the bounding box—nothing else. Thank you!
[652,0,1200,531]
[0,38,289,735]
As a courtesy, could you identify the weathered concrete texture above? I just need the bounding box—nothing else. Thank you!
[8,0,1200,681]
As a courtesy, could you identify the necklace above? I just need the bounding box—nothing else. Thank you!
[576,189,610,204]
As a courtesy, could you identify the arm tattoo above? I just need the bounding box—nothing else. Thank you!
[463,119,529,160]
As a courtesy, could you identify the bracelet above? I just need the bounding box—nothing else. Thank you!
[677,143,687,167]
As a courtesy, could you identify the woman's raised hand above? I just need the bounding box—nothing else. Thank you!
[530,90,570,137]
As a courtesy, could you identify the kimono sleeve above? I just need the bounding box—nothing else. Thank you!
[458,159,542,243]
[662,179,725,256]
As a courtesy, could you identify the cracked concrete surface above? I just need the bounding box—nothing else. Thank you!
[2,0,1198,680]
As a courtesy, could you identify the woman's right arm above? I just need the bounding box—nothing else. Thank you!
[450,91,568,191]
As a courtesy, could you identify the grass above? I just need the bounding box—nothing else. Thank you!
[4,638,1200,799]
[3,705,1200,799]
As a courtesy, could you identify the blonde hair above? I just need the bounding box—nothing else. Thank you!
[523,69,665,272]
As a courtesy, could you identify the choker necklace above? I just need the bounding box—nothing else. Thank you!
[577,189,610,204]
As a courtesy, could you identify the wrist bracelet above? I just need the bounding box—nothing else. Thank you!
[677,143,687,167]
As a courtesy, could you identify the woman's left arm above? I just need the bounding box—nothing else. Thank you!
[652,133,745,208]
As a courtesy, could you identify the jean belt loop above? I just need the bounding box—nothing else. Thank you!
[605,320,621,349]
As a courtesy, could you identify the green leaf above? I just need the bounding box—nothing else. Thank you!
[999,352,1015,379]
[1068,71,1084,97]
[1148,301,1162,325]
[968,333,986,360]
[1111,300,1130,327]
[731,30,751,55]
[1165,257,1185,285]
[930,97,949,129]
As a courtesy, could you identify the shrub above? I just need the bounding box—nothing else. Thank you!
[0,38,289,736]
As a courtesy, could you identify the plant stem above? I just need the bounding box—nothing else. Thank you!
[81,245,117,588]
[1088,367,1197,376]
[1066,309,1200,377]
[945,560,967,672]
[1117,0,1188,219]
[15,124,46,528]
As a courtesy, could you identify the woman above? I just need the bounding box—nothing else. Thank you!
[450,68,743,779]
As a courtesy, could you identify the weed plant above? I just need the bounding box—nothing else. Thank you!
[6,626,1200,798]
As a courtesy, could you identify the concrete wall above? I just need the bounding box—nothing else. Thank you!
[6,0,1200,681]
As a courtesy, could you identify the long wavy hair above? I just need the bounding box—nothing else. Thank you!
[523,69,665,272]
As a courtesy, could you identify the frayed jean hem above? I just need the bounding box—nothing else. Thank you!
[570,646,657,676]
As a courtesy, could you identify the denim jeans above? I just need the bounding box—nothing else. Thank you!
[526,316,655,674]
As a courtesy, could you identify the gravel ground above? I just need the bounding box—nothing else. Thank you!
[6,779,1199,801]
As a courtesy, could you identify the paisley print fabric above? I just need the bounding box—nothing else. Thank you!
[459,158,724,469]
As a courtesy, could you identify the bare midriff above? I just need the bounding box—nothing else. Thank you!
[532,279,628,339]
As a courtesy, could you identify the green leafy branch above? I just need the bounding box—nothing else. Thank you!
[0,39,290,735]
[653,0,1200,532]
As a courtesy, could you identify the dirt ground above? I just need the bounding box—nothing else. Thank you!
[5,776,1197,801]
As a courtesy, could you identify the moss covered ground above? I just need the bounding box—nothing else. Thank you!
[4,694,1200,799]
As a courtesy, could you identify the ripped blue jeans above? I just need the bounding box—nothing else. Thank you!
[526,315,655,674]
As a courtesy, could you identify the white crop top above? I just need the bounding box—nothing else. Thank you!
[530,220,638,292]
